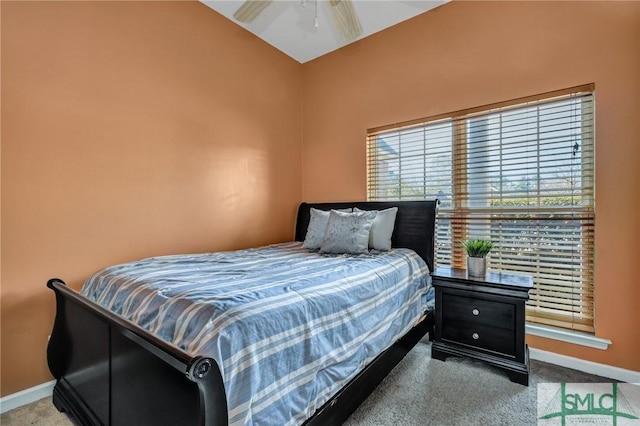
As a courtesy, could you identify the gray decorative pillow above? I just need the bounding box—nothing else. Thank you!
[319,210,377,255]
[354,207,398,251]
[302,208,352,250]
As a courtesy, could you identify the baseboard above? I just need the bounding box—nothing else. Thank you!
[0,380,55,414]
[530,348,640,383]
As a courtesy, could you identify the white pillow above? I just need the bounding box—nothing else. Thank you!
[319,210,377,255]
[354,207,398,251]
[302,208,352,250]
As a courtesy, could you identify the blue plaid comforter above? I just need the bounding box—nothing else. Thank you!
[81,242,433,425]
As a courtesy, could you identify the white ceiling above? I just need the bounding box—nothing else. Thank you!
[201,1,448,63]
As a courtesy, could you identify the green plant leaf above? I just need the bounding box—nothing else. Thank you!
[461,239,494,258]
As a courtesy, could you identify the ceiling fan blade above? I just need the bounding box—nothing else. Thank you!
[329,0,363,41]
[233,0,273,23]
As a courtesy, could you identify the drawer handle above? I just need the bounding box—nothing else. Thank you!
[472,308,480,316]
[472,332,479,340]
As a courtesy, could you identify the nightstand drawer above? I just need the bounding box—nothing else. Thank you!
[441,320,515,356]
[441,293,515,330]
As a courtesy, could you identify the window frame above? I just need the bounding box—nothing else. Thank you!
[367,84,596,333]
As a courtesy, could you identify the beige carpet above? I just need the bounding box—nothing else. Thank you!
[1,342,610,425]
[1,397,71,426]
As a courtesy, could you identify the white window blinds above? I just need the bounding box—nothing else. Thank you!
[367,85,595,332]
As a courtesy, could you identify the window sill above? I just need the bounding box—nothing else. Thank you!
[526,323,611,350]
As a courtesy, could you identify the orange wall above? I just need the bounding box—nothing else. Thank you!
[2,0,639,399]
[302,1,640,371]
[1,1,302,396]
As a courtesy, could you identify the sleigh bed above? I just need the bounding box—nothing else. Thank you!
[47,200,438,425]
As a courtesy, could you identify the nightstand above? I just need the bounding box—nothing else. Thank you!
[431,266,533,385]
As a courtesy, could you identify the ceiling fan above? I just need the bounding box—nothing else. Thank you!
[232,0,363,41]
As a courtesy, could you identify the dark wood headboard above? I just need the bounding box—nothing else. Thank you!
[295,200,439,272]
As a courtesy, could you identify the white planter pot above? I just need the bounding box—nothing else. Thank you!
[467,257,487,277]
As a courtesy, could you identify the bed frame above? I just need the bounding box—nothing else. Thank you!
[47,200,438,425]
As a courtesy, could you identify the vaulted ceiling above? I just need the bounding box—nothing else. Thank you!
[201,1,448,63]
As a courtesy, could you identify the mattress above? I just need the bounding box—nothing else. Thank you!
[81,241,433,425]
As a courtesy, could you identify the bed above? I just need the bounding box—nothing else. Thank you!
[47,200,438,425]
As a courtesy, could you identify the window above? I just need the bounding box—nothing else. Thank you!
[367,85,595,333]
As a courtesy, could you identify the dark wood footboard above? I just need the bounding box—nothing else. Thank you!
[47,278,433,426]
[47,278,228,425]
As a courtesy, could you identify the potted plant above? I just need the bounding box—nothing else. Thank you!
[462,239,493,277]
